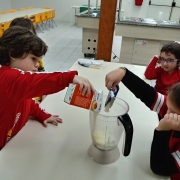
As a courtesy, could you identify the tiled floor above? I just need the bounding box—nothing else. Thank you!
[37,21,122,71]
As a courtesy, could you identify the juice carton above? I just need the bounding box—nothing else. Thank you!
[64,83,103,112]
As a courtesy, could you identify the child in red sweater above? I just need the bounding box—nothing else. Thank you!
[10,17,46,102]
[0,26,94,150]
[144,42,180,95]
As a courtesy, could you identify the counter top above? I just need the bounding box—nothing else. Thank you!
[116,19,180,29]
[76,9,120,18]
[76,13,180,29]
[76,10,100,18]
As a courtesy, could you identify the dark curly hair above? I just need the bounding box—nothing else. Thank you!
[161,42,180,59]
[168,82,180,110]
[10,17,36,34]
[0,26,48,66]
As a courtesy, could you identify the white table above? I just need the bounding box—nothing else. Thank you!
[0,60,169,180]
[0,8,53,23]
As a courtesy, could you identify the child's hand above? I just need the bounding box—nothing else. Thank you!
[155,55,161,64]
[157,60,161,64]
[157,113,180,131]
[105,68,126,90]
[72,75,95,96]
[43,115,62,127]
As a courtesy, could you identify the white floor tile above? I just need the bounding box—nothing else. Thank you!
[37,21,122,71]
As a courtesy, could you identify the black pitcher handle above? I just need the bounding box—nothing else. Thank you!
[118,113,133,156]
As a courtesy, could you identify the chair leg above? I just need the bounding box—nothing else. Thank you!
[52,19,57,27]
[37,23,44,33]
[40,22,45,31]
[47,20,51,28]
[44,21,49,30]
[50,20,54,28]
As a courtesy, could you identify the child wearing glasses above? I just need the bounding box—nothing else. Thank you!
[144,42,180,95]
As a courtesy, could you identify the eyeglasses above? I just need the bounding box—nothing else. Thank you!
[159,56,178,63]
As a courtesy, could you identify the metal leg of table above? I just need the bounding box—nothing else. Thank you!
[75,9,77,25]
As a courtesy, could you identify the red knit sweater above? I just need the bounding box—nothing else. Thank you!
[144,56,180,95]
[0,65,77,150]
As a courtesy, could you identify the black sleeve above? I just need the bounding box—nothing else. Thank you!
[121,68,156,108]
[150,129,179,176]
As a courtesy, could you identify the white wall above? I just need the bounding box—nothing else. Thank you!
[3,0,179,22]
[146,1,180,22]
[9,0,150,22]
[10,0,103,22]
[0,0,11,12]
[121,0,149,18]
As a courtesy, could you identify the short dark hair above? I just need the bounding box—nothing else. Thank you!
[10,17,36,34]
[168,82,180,110]
[160,42,180,60]
[0,26,48,66]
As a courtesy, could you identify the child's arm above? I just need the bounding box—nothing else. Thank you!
[144,56,160,79]
[5,70,93,103]
[29,99,51,122]
[122,68,167,115]
[151,113,180,176]
[150,129,179,176]
[106,68,167,116]
[178,68,180,79]
[29,99,62,126]
[5,70,77,104]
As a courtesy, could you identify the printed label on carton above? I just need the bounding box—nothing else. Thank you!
[91,89,103,112]
[64,83,103,111]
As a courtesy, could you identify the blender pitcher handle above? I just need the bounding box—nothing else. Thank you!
[118,113,133,156]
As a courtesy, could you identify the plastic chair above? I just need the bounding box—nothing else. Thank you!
[28,7,33,9]
[9,9,17,13]
[32,13,44,33]
[41,12,49,30]
[0,23,3,37]
[49,10,57,27]
[4,21,11,31]
[20,8,26,11]
[42,6,51,9]
[46,11,51,20]
[45,11,51,28]
[1,10,7,14]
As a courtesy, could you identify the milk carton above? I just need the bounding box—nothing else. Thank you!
[64,83,103,112]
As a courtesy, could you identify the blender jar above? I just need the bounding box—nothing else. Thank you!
[89,95,129,151]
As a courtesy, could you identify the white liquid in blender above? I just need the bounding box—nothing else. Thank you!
[92,130,117,150]
[91,102,126,151]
